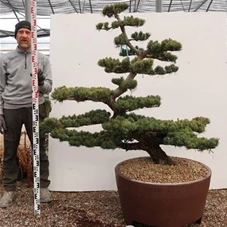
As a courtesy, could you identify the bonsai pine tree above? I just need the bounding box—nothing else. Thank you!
[41,3,218,165]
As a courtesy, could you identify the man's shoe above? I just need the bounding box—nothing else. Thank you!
[40,188,53,203]
[0,191,17,208]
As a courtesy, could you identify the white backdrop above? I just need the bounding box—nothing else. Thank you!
[49,12,227,191]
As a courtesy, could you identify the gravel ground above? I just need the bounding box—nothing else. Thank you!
[0,182,227,227]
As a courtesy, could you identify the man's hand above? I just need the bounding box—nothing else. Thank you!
[38,69,45,86]
[0,114,7,134]
[30,69,45,86]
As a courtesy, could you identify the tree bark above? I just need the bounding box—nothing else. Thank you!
[137,132,174,165]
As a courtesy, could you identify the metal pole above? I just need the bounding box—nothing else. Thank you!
[156,0,162,13]
[25,0,31,22]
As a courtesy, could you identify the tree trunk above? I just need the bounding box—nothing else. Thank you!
[146,144,174,165]
[139,133,174,165]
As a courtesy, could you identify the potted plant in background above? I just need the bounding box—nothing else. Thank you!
[41,3,219,226]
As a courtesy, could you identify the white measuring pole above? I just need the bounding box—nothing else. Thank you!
[30,0,41,215]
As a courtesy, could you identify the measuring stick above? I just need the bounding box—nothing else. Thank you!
[31,0,41,215]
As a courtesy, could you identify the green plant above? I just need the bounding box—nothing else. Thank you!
[41,3,218,165]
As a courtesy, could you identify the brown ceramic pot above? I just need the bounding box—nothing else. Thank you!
[115,157,211,227]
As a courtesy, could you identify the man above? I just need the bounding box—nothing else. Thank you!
[0,20,53,208]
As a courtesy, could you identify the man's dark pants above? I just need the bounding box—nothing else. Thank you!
[2,103,50,191]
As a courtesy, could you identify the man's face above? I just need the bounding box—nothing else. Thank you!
[16,28,31,51]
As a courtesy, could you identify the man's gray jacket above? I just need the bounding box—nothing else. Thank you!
[0,46,52,115]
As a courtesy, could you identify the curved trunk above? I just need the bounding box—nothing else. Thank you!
[145,144,174,165]
[139,133,174,165]
[120,132,174,165]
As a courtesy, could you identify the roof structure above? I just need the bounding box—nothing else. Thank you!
[0,0,227,38]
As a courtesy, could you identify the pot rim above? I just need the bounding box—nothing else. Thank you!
[115,156,212,186]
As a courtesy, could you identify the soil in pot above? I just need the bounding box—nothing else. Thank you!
[118,156,209,183]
